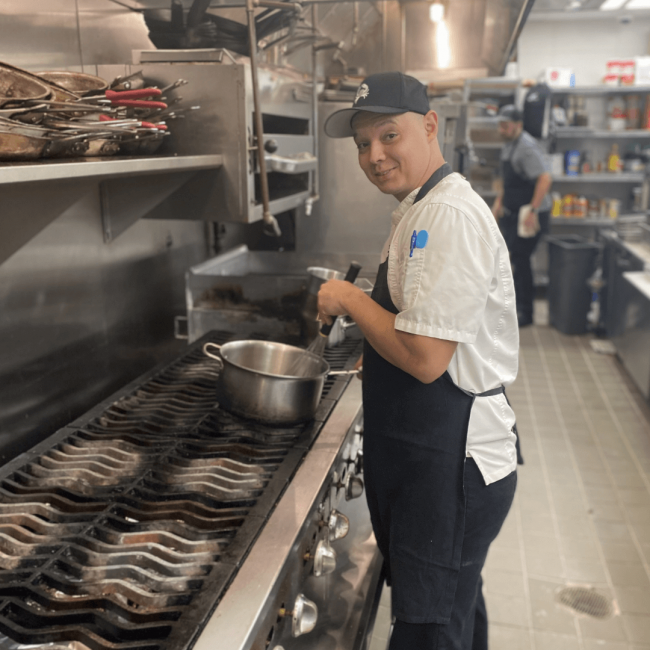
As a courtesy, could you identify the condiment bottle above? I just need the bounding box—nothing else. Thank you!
[607,144,621,173]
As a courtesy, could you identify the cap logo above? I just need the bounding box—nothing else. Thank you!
[354,83,369,105]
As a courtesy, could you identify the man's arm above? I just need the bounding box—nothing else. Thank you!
[530,172,552,211]
[317,281,457,384]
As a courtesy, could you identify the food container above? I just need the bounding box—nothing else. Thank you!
[565,150,580,176]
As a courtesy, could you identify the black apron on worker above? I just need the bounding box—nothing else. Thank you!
[500,135,536,225]
[362,163,508,625]
[499,135,547,325]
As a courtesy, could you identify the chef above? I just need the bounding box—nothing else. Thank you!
[317,72,519,650]
[492,104,552,328]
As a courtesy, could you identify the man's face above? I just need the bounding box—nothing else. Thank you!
[498,119,520,141]
[352,111,437,201]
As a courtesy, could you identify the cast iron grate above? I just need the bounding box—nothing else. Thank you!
[556,586,614,619]
[0,331,362,650]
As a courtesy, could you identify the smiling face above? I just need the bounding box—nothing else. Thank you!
[352,110,442,202]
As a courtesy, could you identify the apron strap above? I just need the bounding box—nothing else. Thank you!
[458,385,506,398]
[413,162,454,204]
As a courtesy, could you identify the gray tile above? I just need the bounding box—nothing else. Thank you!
[533,630,580,650]
[607,562,650,589]
[488,623,533,650]
[484,545,523,573]
[483,568,527,599]
[370,604,393,641]
[564,557,609,584]
[583,640,646,650]
[623,613,650,644]
[528,578,576,635]
[577,614,628,642]
[485,592,529,627]
[614,586,650,615]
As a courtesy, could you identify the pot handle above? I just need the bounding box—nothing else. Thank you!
[203,342,224,370]
[328,368,361,376]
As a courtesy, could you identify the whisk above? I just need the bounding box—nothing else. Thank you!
[288,262,362,377]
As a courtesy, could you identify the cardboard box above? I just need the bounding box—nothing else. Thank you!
[544,67,575,88]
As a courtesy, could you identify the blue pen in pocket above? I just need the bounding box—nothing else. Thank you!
[409,230,417,258]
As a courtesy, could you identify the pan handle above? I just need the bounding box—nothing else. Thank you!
[203,342,224,369]
[328,368,361,376]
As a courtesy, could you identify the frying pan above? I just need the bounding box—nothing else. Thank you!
[36,71,108,96]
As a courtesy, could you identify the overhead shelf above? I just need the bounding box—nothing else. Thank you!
[552,173,644,183]
[550,86,650,95]
[0,154,223,185]
[0,154,224,266]
[550,218,617,226]
[553,127,650,139]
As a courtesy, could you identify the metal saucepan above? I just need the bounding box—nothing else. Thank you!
[203,340,358,425]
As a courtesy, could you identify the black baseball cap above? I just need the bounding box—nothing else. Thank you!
[324,72,431,138]
[498,104,523,122]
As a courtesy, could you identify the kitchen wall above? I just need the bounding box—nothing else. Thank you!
[518,14,650,85]
[0,1,219,462]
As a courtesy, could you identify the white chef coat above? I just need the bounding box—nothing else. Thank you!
[381,171,519,485]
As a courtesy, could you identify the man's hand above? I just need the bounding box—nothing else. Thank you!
[523,208,538,232]
[317,279,364,324]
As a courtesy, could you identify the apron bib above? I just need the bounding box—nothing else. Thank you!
[362,163,506,625]
[501,135,536,218]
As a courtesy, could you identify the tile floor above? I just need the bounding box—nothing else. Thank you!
[368,302,650,650]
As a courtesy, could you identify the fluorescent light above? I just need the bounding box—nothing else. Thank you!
[626,0,650,8]
[429,3,444,23]
[436,20,451,68]
[600,0,627,10]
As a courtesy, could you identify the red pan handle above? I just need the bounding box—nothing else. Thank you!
[105,88,162,100]
[111,99,168,110]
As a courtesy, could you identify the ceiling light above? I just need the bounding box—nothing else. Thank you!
[436,20,451,68]
[429,3,444,23]
[600,0,628,10]
[625,0,650,8]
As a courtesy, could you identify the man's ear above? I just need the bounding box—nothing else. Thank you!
[423,110,439,141]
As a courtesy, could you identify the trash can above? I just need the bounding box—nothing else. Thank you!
[547,235,601,335]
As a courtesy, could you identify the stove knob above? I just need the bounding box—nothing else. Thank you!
[328,510,350,541]
[313,538,337,576]
[292,593,318,637]
[345,473,364,501]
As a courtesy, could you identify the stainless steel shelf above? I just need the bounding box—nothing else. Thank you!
[0,154,224,185]
[550,218,617,226]
[553,127,650,139]
[552,173,644,183]
[472,143,503,149]
[550,86,650,95]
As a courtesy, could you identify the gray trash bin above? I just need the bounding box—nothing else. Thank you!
[547,235,601,335]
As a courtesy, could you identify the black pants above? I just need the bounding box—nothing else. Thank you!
[499,211,550,321]
[388,459,517,650]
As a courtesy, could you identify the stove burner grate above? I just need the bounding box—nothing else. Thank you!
[0,332,362,649]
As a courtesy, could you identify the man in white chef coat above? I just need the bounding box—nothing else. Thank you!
[316,72,520,650]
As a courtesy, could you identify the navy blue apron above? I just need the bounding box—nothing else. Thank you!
[501,135,536,220]
[362,163,508,625]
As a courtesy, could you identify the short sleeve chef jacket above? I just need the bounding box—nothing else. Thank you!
[381,171,519,485]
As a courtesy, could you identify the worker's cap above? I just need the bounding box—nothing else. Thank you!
[324,72,430,138]
[498,104,523,123]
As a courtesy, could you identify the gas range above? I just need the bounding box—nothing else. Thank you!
[0,331,380,650]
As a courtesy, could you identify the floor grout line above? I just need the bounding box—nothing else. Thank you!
[533,327,587,650]
[574,335,650,589]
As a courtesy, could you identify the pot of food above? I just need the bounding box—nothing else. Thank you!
[203,340,357,425]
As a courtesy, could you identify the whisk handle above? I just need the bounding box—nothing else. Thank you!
[319,261,362,337]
